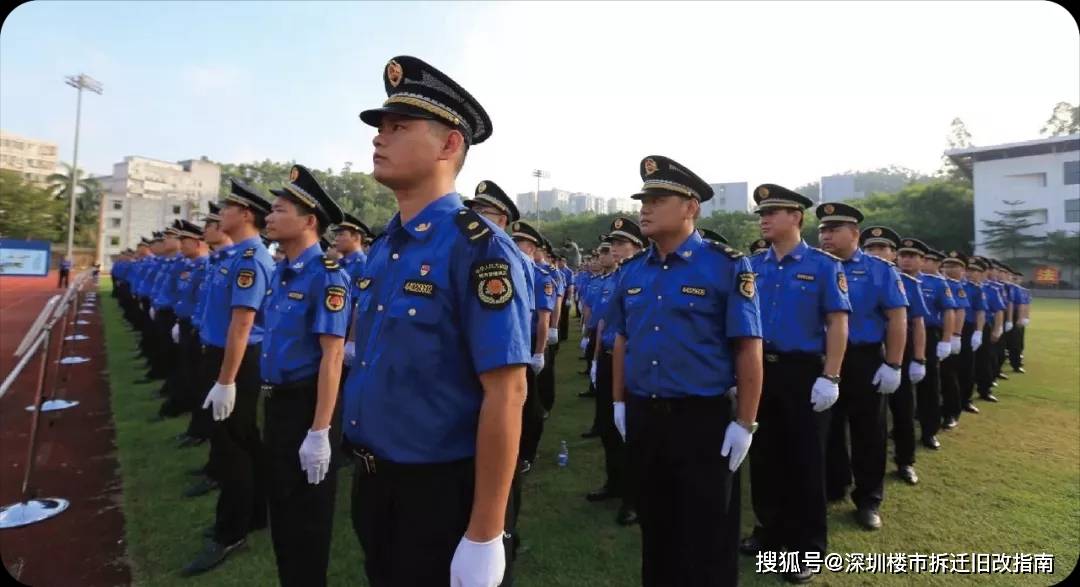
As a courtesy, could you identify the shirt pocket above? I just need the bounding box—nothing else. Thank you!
[387,295,441,326]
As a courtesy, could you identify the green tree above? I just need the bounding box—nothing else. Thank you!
[0,170,67,241]
[979,199,1048,268]
[938,117,974,184]
[46,162,102,246]
[1043,230,1080,285]
[698,211,761,250]
[1039,102,1079,137]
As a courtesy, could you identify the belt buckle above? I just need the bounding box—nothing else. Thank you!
[765,353,779,363]
[359,451,377,475]
[259,383,273,399]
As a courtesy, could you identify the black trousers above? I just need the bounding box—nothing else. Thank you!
[519,365,544,464]
[826,344,886,511]
[957,322,977,410]
[750,354,829,554]
[161,316,196,417]
[264,380,338,587]
[138,297,156,361]
[1007,324,1025,369]
[539,343,557,413]
[350,453,478,587]
[916,328,942,441]
[203,344,267,545]
[57,269,69,288]
[628,393,739,587]
[889,339,917,468]
[153,308,178,398]
[975,324,996,396]
[940,350,962,423]
[597,352,632,507]
[558,301,570,341]
[186,335,216,442]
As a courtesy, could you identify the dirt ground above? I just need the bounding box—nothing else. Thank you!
[0,272,130,586]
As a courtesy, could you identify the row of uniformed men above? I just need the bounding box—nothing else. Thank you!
[110,51,1032,587]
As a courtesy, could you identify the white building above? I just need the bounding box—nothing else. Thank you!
[97,156,221,265]
[0,130,60,187]
[702,182,751,215]
[946,134,1080,257]
[820,174,864,202]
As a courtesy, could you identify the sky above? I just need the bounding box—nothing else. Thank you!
[1,1,1077,203]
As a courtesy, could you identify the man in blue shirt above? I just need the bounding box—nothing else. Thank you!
[986,261,1014,383]
[897,239,957,451]
[343,55,531,587]
[557,255,574,342]
[332,212,369,367]
[944,251,986,419]
[608,156,762,586]
[155,221,194,418]
[537,238,564,416]
[939,251,972,430]
[741,184,850,583]
[57,256,72,288]
[1004,267,1030,373]
[182,179,274,576]
[260,164,350,587]
[581,242,613,429]
[587,216,644,527]
[818,203,908,532]
[861,226,927,486]
[970,257,1005,402]
[166,221,209,430]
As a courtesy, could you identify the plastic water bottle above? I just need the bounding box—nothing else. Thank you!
[557,441,569,468]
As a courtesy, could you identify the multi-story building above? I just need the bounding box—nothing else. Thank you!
[96,156,221,265]
[820,174,864,202]
[0,130,60,187]
[945,133,1080,259]
[701,182,751,215]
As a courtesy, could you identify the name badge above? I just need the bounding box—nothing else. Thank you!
[288,291,305,300]
[626,287,642,295]
[796,273,815,281]
[850,270,866,276]
[681,286,706,297]
[403,280,435,297]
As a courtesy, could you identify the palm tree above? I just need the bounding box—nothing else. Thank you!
[47,162,103,247]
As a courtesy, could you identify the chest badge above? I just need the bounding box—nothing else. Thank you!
[415,222,431,232]
[626,287,642,295]
[420,264,431,276]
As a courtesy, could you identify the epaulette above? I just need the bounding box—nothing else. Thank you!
[865,254,895,267]
[900,272,920,283]
[708,240,744,259]
[454,208,493,242]
[242,247,255,258]
[322,256,341,271]
[751,248,768,257]
[811,246,841,261]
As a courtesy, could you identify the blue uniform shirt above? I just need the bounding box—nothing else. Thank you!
[606,231,761,397]
[532,264,557,343]
[946,278,971,320]
[918,272,958,329]
[199,237,274,347]
[961,279,986,324]
[152,253,186,310]
[900,273,929,321]
[842,249,908,345]
[260,243,351,385]
[340,249,368,300]
[560,267,573,294]
[584,274,607,329]
[598,268,627,350]
[341,194,532,464]
[174,255,208,320]
[195,247,235,330]
[750,240,851,354]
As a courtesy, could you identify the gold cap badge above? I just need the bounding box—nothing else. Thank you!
[386,60,403,87]
[643,158,658,176]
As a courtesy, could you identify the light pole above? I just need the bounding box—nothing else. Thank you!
[63,74,103,263]
[531,169,549,223]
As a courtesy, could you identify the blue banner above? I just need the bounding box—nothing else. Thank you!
[0,239,52,276]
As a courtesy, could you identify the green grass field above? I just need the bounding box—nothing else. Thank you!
[100,280,1079,586]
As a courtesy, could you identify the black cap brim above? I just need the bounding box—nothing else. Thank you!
[359,103,438,128]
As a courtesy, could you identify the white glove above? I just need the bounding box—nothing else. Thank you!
[343,341,356,366]
[450,534,505,587]
[935,341,952,361]
[589,362,597,385]
[298,427,331,485]
[721,421,752,472]
[728,385,738,402]
[170,323,180,344]
[872,363,902,395]
[1020,318,1029,327]
[529,353,545,374]
[613,401,626,441]
[202,382,236,421]
[580,337,589,352]
[950,337,961,355]
[1004,321,1014,332]
[971,331,983,351]
[909,361,927,384]
[547,327,559,345]
[810,377,839,412]
[149,307,156,320]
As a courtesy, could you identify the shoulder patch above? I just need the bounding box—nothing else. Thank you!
[454,209,493,242]
[708,240,744,259]
[243,247,255,258]
[322,256,341,271]
[472,259,514,309]
[324,285,347,312]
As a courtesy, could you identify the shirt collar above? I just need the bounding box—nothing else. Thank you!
[845,248,864,264]
[387,193,463,241]
[235,236,261,250]
[283,242,323,274]
[765,239,809,264]
[647,230,705,264]
[343,250,363,264]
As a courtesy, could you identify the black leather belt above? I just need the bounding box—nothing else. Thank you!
[259,377,317,397]
[764,352,824,365]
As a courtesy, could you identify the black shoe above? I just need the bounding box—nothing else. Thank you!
[517,460,531,475]
[187,466,208,477]
[855,508,882,530]
[615,506,638,526]
[922,436,941,450]
[897,465,919,485]
[182,477,219,498]
[962,402,980,414]
[178,436,206,449]
[580,429,599,439]
[979,393,999,403]
[996,373,1009,380]
[1013,367,1025,374]
[739,534,766,556]
[586,487,615,502]
[942,418,958,430]
[542,410,550,421]
[782,568,814,584]
[180,538,246,576]
[991,381,998,388]
[577,390,596,398]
